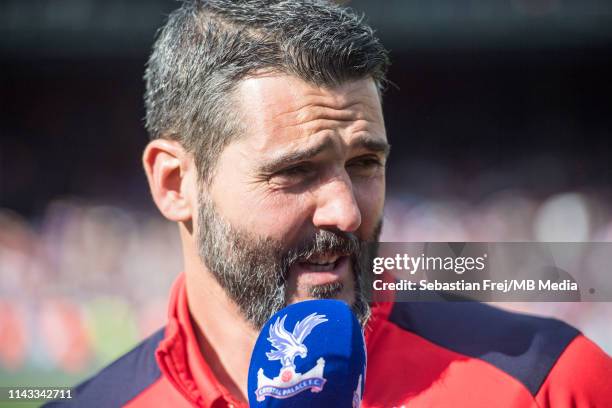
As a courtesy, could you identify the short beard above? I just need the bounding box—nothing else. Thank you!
[196,193,380,330]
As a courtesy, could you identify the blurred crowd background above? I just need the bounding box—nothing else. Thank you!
[1,0,612,393]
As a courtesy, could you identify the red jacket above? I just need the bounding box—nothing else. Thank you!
[47,274,612,407]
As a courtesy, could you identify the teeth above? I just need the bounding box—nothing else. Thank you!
[306,254,341,265]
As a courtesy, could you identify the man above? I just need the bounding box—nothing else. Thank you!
[52,0,612,406]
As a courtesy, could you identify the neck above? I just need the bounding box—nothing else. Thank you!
[184,253,258,404]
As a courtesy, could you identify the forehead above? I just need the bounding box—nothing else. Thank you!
[232,74,386,154]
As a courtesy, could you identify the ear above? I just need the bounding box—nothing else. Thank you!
[142,139,195,222]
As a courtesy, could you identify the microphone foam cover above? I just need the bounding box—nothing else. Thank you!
[248,299,366,407]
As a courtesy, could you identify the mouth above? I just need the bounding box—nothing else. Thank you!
[297,252,349,272]
[289,253,352,289]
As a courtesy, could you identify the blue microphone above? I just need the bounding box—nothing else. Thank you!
[248,299,366,407]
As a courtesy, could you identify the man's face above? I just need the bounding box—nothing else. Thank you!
[196,74,388,329]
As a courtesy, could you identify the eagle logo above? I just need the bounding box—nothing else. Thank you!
[266,313,328,370]
[255,312,328,401]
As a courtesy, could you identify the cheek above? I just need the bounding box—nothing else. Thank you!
[209,147,312,241]
[354,176,385,235]
[241,191,315,242]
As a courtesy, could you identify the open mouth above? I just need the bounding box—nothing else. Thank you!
[288,252,354,298]
[297,253,349,272]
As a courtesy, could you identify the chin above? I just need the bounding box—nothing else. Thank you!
[307,282,354,303]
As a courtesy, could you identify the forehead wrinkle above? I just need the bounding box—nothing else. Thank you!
[234,75,385,161]
[267,108,380,153]
[248,114,385,163]
[286,120,379,149]
[347,119,387,143]
[276,98,377,128]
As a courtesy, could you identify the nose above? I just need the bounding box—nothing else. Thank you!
[312,173,362,233]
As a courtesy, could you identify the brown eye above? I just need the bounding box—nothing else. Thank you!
[280,165,314,176]
[346,157,384,176]
[353,158,382,167]
[270,163,317,186]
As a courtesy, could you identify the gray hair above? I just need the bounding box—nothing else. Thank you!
[144,0,389,184]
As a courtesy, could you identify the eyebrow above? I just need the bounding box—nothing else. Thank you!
[257,135,391,174]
